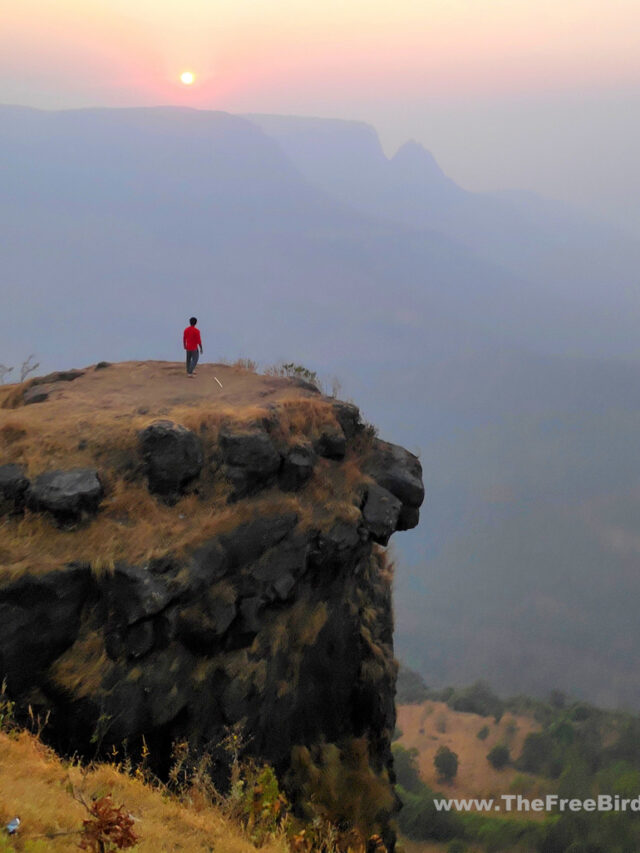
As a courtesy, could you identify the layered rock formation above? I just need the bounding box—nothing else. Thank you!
[0,361,424,848]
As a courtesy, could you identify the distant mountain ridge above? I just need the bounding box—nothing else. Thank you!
[249,112,640,312]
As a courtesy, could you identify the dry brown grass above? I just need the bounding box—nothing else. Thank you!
[0,729,289,852]
[1,488,301,580]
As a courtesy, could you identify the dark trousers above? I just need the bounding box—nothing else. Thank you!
[186,349,199,374]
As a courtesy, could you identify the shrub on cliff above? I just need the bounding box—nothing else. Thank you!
[288,738,395,846]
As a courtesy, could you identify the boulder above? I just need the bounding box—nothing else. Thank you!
[313,424,346,460]
[332,401,362,440]
[219,427,281,497]
[138,419,203,498]
[27,468,103,522]
[103,563,176,627]
[279,442,316,491]
[0,463,29,513]
[362,484,402,545]
[363,439,424,521]
[219,427,281,472]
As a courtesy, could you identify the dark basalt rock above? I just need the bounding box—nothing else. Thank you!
[124,620,156,659]
[363,439,424,525]
[138,419,203,498]
[362,484,402,545]
[313,424,347,460]
[175,592,237,652]
[189,540,229,589]
[104,563,177,628]
[219,427,281,472]
[23,385,52,405]
[331,400,362,440]
[31,369,84,386]
[0,565,92,692]
[0,463,30,513]
[218,512,298,568]
[27,468,103,522]
[279,442,316,491]
[219,427,281,498]
[247,536,308,601]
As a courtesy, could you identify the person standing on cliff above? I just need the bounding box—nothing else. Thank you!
[183,317,203,378]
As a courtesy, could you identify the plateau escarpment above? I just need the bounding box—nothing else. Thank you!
[0,361,424,849]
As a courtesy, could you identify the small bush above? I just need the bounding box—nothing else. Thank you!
[267,362,320,390]
[434,746,458,783]
[77,794,139,851]
[487,744,511,770]
[476,726,490,741]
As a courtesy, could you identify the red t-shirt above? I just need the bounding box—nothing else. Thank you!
[183,326,202,351]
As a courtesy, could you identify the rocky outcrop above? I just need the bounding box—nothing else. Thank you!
[0,385,424,850]
[362,439,425,530]
[22,369,85,405]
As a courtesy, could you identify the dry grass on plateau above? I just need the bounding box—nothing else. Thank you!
[0,361,364,578]
[0,729,288,852]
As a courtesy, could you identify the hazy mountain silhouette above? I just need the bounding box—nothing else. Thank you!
[249,113,640,315]
[3,105,640,706]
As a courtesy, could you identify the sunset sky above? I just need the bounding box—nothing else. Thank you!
[3,0,640,231]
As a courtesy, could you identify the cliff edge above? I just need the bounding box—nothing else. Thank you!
[0,361,424,849]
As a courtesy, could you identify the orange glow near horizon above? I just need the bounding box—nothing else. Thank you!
[1,0,640,109]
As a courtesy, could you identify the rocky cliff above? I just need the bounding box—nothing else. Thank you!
[0,361,424,848]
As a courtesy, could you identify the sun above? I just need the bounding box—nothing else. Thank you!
[180,71,195,86]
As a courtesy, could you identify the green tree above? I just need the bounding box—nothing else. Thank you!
[434,746,458,783]
[487,744,510,770]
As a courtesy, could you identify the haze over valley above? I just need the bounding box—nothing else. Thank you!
[3,103,640,707]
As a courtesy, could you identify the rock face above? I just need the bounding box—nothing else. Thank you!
[0,391,424,850]
[26,469,103,523]
[362,485,403,546]
[0,464,29,514]
[138,419,204,498]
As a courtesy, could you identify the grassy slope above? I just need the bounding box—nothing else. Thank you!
[394,701,551,853]
[0,729,288,852]
[396,701,545,803]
